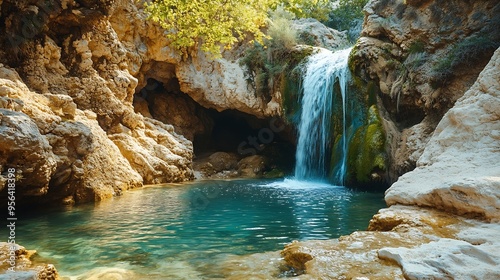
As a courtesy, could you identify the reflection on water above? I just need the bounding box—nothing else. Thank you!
[16,179,385,278]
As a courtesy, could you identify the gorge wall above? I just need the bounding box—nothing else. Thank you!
[1,0,498,202]
[350,0,500,183]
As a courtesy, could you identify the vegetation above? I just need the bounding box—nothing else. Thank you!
[144,0,274,58]
[327,0,369,41]
[240,7,312,101]
[278,0,331,21]
[408,40,425,54]
[431,35,499,88]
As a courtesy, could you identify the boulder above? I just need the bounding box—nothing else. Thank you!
[192,152,240,179]
[0,109,57,197]
[292,18,348,50]
[237,155,269,178]
[0,242,59,279]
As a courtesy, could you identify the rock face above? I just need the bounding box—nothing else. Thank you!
[0,0,199,204]
[292,18,348,50]
[350,0,500,182]
[385,47,500,221]
[2,0,322,204]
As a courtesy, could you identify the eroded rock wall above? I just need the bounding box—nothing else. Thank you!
[386,47,500,221]
[0,0,197,204]
[350,0,500,182]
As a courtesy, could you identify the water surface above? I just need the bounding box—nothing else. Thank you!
[17,179,385,278]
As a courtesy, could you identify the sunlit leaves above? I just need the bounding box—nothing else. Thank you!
[144,0,275,58]
[278,0,331,21]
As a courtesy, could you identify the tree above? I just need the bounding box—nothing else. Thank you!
[328,0,368,31]
[278,0,331,22]
[327,0,368,41]
[144,0,276,58]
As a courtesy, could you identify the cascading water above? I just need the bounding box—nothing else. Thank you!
[294,47,352,183]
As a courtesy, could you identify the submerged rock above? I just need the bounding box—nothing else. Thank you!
[0,243,59,280]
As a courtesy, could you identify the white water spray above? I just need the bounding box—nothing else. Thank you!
[294,47,352,183]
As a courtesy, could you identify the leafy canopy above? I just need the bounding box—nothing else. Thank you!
[328,0,368,32]
[144,0,275,58]
[279,0,331,21]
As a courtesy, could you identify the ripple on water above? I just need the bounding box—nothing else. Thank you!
[16,178,384,278]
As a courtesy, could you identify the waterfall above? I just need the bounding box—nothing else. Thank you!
[294,47,352,183]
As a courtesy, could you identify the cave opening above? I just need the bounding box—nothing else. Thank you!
[133,77,296,176]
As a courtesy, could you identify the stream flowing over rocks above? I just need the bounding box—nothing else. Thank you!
[0,0,499,278]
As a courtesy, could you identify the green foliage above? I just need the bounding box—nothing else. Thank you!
[431,35,499,88]
[277,0,331,22]
[327,0,368,41]
[408,40,425,54]
[144,0,274,58]
[240,9,313,102]
[268,7,298,50]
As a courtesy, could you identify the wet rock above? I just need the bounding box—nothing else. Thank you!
[280,205,500,280]
[237,155,269,178]
[0,243,59,280]
[193,152,240,179]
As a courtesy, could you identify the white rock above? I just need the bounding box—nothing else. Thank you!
[386,48,500,221]
[379,238,500,280]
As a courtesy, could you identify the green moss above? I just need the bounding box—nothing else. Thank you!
[345,104,387,186]
[263,169,285,178]
[408,40,425,54]
[282,75,300,122]
[280,47,314,122]
[348,43,360,74]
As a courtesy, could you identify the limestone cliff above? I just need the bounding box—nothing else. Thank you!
[350,0,500,182]
[386,46,500,221]
[0,0,199,204]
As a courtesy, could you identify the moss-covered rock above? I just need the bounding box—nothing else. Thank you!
[329,76,388,190]
[346,105,387,187]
